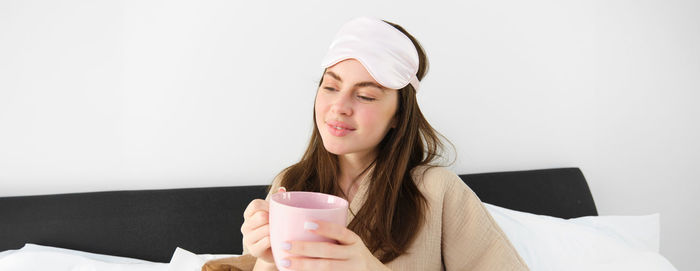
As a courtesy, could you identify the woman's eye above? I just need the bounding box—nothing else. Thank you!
[323,87,337,92]
[358,95,376,101]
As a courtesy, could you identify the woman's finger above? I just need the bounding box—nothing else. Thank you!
[287,240,351,259]
[240,210,269,233]
[286,256,348,271]
[304,220,359,245]
[243,199,269,219]
[248,235,271,256]
[243,224,270,247]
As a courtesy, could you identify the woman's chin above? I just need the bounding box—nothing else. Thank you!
[322,141,351,156]
[323,145,347,155]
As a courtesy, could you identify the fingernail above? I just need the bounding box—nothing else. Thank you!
[303,221,319,230]
[280,259,290,267]
[281,242,291,250]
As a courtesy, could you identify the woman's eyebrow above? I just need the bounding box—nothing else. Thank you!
[324,71,386,91]
[354,81,386,91]
[325,71,343,82]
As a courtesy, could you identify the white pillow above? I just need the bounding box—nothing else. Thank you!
[568,213,659,252]
[484,203,677,271]
[10,243,154,263]
[0,249,16,260]
[0,248,168,271]
[566,251,679,271]
[0,244,239,271]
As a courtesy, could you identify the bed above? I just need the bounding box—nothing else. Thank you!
[0,167,677,270]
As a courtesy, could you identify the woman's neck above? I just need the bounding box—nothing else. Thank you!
[337,150,376,201]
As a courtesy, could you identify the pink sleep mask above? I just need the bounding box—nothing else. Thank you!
[320,17,421,91]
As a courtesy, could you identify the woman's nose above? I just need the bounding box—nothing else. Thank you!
[330,93,353,116]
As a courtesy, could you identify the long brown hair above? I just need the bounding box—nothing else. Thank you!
[278,20,449,263]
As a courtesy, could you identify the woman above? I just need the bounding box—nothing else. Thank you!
[240,17,529,271]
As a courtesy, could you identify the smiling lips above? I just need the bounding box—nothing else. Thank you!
[326,120,356,137]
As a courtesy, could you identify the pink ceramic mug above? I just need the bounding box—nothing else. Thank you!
[269,191,349,271]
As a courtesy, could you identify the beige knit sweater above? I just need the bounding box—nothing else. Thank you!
[227,166,529,271]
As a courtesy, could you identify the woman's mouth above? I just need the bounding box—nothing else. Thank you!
[326,121,355,137]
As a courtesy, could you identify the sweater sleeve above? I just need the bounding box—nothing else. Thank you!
[438,169,529,271]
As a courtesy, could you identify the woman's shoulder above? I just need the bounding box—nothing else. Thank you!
[410,165,464,193]
[411,165,460,182]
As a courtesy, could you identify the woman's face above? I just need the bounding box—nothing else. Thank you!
[315,59,399,158]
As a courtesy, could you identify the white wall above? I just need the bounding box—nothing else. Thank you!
[1,0,697,269]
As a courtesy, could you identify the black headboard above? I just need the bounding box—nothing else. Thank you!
[0,167,596,263]
[460,167,597,219]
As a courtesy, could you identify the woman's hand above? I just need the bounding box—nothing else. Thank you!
[283,220,390,271]
[241,187,286,264]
